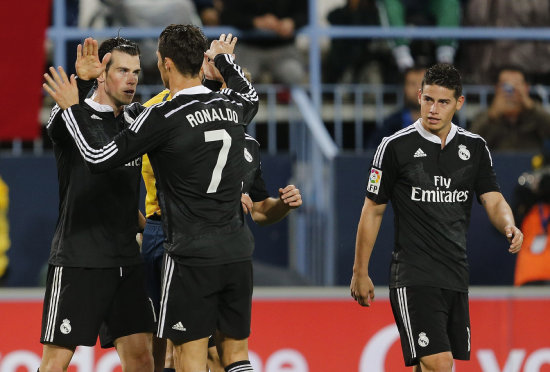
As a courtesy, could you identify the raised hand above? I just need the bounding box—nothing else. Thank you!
[75,37,111,80]
[205,33,238,61]
[43,66,78,110]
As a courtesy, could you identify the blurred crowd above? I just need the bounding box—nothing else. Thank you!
[49,0,550,155]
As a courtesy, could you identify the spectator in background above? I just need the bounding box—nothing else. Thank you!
[194,0,223,25]
[220,0,308,86]
[513,149,550,286]
[463,0,550,85]
[0,175,9,285]
[380,0,461,73]
[324,0,388,84]
[367,65,425,148]
[470,66,550,152]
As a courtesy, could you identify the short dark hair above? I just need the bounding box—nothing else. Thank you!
[98,37,140,72]
[158,24,208,77]
[422,63,462,98]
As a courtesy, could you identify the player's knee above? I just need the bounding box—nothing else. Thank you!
[122,349,154,372]
[38,361,66,372]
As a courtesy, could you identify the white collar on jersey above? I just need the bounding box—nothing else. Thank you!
[414,119,458,146]
[172,85,212,98]
[85,95,115,112]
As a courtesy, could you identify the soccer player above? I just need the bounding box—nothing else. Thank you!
[43,26,259,372]
[39,38,154,372]
[349,63,524,372]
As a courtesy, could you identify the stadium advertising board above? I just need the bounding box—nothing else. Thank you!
[1,293,549,372]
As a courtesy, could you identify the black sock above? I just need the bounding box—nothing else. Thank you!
[163,368,175,372]
[225,360,253,372]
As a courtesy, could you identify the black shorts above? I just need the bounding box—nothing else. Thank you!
[157,255,253,345]
[141,218,165,320]
[389,286,471,367]
[40,264,155,348]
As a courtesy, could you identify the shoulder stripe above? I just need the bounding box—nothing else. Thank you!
[456,127,493,166]
[245,133,260,145]
[373,126,416,168]
[62,108,119,163]
[164,97,245,119]
[129,100,168,133]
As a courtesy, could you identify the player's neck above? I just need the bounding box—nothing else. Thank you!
[435,124,452,148]
[168,74,203,97]
[93,92,124,117]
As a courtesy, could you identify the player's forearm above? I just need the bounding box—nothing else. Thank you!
[482,192,516,235]
[76,77,94,103]
[251,197,292,226]
[353,199,385,275]
[214,54,259,122]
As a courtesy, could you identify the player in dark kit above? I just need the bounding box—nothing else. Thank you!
[350,64,524,371]
[43,27,259,372]
[39,38,154,372]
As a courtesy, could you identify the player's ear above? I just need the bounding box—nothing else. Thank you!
[96,70,106,84]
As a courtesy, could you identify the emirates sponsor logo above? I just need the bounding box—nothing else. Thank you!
[410,176,469,203]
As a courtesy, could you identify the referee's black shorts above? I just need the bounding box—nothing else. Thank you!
[40,264,155,348]
[157,254,253,345]
[389,286,471,367]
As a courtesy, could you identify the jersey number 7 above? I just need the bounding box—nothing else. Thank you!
[204,129,232,193]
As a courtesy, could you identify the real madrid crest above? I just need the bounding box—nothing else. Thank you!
[60,319,72,334]
[418,332,429,347]
[458,144,470,161]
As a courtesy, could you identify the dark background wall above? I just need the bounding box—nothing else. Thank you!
[0,152,533,286]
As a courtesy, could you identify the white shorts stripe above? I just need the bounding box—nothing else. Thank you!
[45,266,63,342]
[157,255,175,337]
[398,287,416,358]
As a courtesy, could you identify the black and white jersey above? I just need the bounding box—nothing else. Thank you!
[46,95,143,268]
[242,134,269,202]
[367,120,500,291]
[61,54,259,266]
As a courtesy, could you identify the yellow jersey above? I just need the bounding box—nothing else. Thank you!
[142,90,172,218]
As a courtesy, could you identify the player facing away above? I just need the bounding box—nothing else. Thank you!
[350,63,523,372]
[43,26,259,372]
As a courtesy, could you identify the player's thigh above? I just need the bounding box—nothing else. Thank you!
[101,264,155,348]
[218,260,253,340]
[114,332,153,366]
[173,337,210,371]
[419,351,454,372]
[390,286,452,367]
[39,344,75,372]
[40,266,114,348]
[157,256,219,344]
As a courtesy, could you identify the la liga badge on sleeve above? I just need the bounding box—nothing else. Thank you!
[367,167,382,194]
